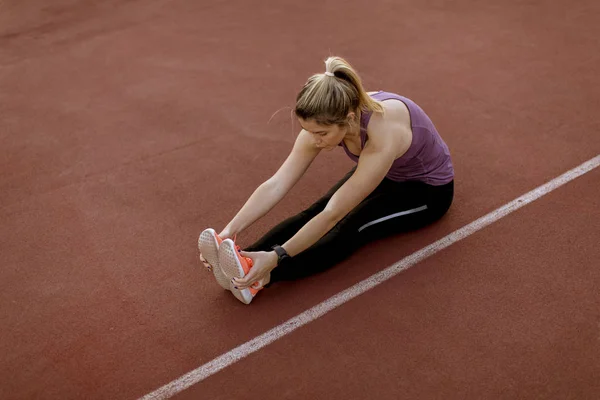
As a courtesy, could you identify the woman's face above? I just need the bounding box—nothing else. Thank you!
[298,118,351,151]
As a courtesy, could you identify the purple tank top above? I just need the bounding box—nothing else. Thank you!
[340,91,454,186]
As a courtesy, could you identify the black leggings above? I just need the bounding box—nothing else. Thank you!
[244,167,454,282]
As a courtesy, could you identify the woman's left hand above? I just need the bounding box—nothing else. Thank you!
[232,250,278,290]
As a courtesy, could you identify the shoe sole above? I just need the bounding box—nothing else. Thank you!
[197,229,230,290]
[218,239,253,305]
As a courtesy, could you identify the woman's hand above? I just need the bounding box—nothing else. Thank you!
[232,250,278,290]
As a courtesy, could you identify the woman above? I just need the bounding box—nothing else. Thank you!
[198,56,454,304]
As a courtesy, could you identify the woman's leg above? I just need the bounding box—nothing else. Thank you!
[243,167,356,253]
[270,179,454,282]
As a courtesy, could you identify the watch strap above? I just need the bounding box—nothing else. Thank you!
[271,245,290,264]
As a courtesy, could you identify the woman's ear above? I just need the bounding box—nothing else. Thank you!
[345,112,359,132]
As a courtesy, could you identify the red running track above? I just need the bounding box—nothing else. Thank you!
[1,0,599,399]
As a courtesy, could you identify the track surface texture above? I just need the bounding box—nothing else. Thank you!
[1,0,599,399]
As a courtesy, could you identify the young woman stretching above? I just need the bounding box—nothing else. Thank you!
[198,56,454,304]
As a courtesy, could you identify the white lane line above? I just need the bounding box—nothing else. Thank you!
[139,155,600,400]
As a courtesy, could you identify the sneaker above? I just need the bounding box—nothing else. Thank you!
[197,228,230,290]
[218,238,261,304]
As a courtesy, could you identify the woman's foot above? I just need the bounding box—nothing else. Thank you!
[197,228,230,290]
[218,239,261,304]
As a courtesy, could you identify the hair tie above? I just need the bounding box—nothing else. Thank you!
[324,72,335,77]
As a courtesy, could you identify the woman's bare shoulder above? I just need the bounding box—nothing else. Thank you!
[366,100,412,158]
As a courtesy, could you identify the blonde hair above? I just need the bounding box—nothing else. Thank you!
[294,56,384,126]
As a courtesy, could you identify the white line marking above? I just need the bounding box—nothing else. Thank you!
[139,155,600,400]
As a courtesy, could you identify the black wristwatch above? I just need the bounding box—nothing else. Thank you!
[271,245,290,265]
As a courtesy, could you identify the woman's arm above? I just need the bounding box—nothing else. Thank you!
[281,105,412,255]
[220,130,320,237]
[233,108,412,289]
[281,138,397,256]
[233,139,398,288]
